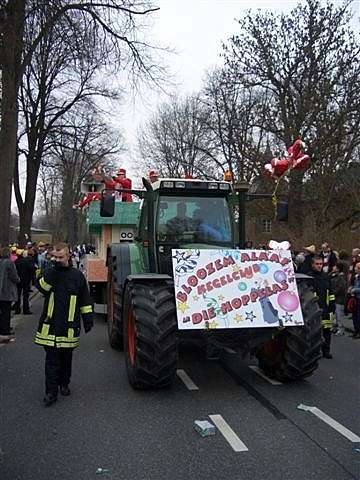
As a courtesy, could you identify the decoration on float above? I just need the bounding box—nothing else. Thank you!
[172,248,303,330]
[263,138,311,219]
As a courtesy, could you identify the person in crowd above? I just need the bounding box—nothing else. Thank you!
[0,247,20,342]
[36,242,49,274]
[349,261,360,339]
[320,242,338,274]
[329,261,347,335]
[13,249,35,315]
[244,240,253,249]
[337,249,351,276]
[34,242,94,406]
[297,244,316,273]
[10,246,18,263]
[309,255,336,359]
[349,248,360,286]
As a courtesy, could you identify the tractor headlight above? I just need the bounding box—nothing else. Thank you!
[162,181,174,188]
[208,183,218,189]
[219,183,230,190]
[175,181,186,188]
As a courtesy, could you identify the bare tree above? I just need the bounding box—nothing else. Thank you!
[15,5,122,244]
[202,68,272,183]
[43,104,121,244]
[0,0,162,244]
[223,0,360,236]
[137,94,219,178]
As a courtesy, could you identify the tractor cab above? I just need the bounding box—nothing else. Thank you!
[136,178,236,275]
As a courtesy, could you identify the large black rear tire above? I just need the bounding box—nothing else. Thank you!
[107,259,123,350]
[123,281,178,389]
[257,282,322,381]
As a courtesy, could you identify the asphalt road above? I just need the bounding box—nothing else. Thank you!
[0,294,359,480]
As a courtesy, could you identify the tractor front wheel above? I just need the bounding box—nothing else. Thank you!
[123,281,178,389]
[257,282,322,381]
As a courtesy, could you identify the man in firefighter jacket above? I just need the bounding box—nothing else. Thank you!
[309,255,336,359]
[34,242,94,406]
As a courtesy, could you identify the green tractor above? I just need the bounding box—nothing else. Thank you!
[103,177,322,389]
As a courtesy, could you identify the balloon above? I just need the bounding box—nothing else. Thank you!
[238,282,247,292]
[264,163,274,177]
[271,157,290,177]
[274,270,287,283]
[293,154,310,170]
[277,291,299,312]
[259,263,269,274]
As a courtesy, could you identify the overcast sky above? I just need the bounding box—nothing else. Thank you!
[117,0,359,174]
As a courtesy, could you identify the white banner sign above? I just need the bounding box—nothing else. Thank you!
[172,249,304,330]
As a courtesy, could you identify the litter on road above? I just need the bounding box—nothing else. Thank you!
[194,420,216,437]
[297,403,314,411]
[96,467,110,474]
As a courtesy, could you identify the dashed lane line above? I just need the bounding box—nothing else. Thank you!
[209,414,249,452]
[249,366,283,385]
[176,369,199,391]
[306,407,360,443]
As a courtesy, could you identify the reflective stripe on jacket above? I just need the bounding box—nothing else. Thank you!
[35,264,93,348]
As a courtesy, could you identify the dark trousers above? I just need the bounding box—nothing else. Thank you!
[352,301,360,334]
[0,300,12,335]
[322,327,332,355]
[14,283,30,313]
[44,347,73,396]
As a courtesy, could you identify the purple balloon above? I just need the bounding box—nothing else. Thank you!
[274,270,287,283]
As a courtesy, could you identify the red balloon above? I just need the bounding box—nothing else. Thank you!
[271,157,290,177]
[293,154,310,170]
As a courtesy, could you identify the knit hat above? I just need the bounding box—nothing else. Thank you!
[304,245,316,254]
[16,249,24,256]
[117,168,126,175]
[148,169,158,177]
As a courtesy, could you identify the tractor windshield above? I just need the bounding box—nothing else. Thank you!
[156,195,232,244]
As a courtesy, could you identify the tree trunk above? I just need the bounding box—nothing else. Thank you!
[14,147,40,245]
[0,1,25,245]
[59,176,77,245]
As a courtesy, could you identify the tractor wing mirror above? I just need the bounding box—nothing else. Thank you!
[100,191,115,217]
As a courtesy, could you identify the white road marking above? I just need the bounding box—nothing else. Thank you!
[176,369,199,391]
[223,347,236,354]
[308,407,360,443]
[209,414,249,452]
[249,366,283,385]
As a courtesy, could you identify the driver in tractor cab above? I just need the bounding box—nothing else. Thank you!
[166,202,193,238]
[192,208,223,242]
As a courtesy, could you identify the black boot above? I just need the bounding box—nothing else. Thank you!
[43,393,57,406]
[60,385,70,396]
[323,352,333,359]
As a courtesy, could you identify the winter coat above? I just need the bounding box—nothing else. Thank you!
[352,274,360,300]
[15,256,35,286]
[329,272,347,305]
[0,258,20,302]
[309,270,335,329]
[34,263,93,348]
